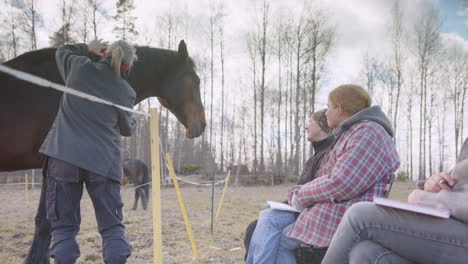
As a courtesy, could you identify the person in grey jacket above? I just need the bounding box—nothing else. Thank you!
[322,138,468,264]
[39,39,138,264]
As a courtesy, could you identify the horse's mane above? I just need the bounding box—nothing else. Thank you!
[4,46,196,69]
[4,45,196,71]
[133,46,197,73]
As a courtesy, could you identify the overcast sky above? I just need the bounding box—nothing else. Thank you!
[3,0,467,101]
[1,0,468,170]
[2,0,467,111]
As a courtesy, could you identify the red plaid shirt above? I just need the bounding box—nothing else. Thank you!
[284,120,400,247]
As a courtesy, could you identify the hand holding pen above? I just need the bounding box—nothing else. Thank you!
[424,172,457,193]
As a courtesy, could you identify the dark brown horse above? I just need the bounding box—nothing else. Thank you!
[123,159,150,210]
[0,40,206,263]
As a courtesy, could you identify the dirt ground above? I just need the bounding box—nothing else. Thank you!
[0,181,415,264]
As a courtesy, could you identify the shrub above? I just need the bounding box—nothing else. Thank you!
[395,171,409,182]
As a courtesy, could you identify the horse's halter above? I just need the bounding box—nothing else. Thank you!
[101,50,130,73]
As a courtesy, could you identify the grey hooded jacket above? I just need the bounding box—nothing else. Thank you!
[39,44,136,181]
[334,105,394,139]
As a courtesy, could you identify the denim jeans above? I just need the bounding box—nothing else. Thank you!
[322,202,468,264]
[277,223,302,264]
[245,209,300,264]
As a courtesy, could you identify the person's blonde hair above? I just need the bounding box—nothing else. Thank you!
[329,84,371,116]
[106,40,137,75]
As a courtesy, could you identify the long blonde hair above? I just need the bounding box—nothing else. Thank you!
[106,40,137,75]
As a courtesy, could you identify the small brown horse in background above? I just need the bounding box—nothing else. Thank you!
[123,159,150,210]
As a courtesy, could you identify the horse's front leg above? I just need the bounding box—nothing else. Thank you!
[24,172,51,264]
[141,186,148,210]
[132,188,140,210]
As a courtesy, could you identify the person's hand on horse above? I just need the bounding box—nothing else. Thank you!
[87,39,109,56]
[424,172,457,193]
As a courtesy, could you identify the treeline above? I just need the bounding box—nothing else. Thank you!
[1,0,467,185]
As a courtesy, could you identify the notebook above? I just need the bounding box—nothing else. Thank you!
[373,197,450,219]
[266,201,301,213]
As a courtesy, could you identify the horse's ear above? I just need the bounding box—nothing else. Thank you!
[178,40,189,60]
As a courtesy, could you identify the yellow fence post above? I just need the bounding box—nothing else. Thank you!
[166,153,201,261]
[150,108,162,264]
[25,174,29,202]
[215,170,231,222]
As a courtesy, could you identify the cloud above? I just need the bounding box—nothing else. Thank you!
[441,32,468,51]
[457,6,468,28]
[456,7,468,17]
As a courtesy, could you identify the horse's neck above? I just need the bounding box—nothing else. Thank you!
[131,47,178,104]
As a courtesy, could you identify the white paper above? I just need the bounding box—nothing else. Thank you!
[267,200,301,213]
[374,197,450,219]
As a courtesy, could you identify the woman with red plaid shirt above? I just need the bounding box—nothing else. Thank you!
[246,84,400,264]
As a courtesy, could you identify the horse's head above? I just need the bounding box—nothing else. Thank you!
[157,41,206,138]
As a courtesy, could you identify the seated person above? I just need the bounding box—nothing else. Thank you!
[243,109,334,259]
[245,84,400,264]
[322,137,468,264]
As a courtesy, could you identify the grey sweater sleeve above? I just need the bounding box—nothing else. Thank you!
[117,108,137,137]
[55,43,90,81]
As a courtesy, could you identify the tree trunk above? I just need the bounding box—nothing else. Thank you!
[275,27,283,181]
[220,26,225,173]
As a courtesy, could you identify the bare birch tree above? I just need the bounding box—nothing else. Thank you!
[87,0,106,39]
[1,3,22,58]
[219,23,226,172]
[389,0,405,142]
[247,33,258,176]
[271,14,288,181]
[17,0,40,51]
[113,0,138,40]
[405,68,417,180]
[50,0,76,47]
[447,43,468,159]
[413,4,441,179]
[305,8,335,155]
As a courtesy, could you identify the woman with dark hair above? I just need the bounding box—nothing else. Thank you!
[39,39,138,264]
[245,109,335,263]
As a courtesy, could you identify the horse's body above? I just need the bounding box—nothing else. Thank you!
[123,159,150,210]
[0,41,205,172]
[0,40,205,263]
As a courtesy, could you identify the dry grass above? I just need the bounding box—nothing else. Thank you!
[0,181,415,263]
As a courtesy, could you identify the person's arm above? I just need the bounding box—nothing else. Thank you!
[55,39,108,82]
[55,44,90,81]
[408,188,468,223]
[296,125,399,207]
[117,108,137,137]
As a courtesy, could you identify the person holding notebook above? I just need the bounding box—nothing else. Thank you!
[322,138,468,264]
[245,84,400,264]
[244,109,334,262]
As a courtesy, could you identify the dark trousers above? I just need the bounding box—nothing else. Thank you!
[45,157,132,264]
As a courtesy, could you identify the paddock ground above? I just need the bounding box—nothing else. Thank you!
[0,181,415,263]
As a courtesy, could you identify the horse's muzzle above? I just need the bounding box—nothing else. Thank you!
[186,121,206,138]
